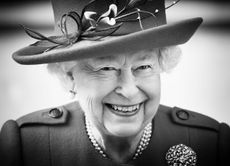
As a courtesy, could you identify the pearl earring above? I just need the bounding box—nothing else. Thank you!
[69,83,77,98]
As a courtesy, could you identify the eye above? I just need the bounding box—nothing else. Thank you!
[100,66,117,71]
[137,65,152,70]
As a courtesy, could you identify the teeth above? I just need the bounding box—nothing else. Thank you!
[128,107,132,111]
[111,104,140,112]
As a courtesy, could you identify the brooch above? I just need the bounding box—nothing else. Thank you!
[165,144,197,166]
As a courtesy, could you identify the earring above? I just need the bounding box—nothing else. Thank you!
[69,89,77,96]
[69,86,77,99]
[69,83,77,96]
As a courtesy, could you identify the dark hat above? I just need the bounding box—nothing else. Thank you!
[12,0,203,65]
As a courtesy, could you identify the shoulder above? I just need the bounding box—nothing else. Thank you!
[0,101,85,166]
[0,101,83,137]
[157,105,230,146]
[157,105,229,132]
[16,101,83,127]
[0,100,83,131]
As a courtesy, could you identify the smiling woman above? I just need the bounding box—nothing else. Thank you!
[0,0,229,166]
[45,46,180,163]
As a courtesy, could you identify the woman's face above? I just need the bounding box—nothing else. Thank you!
[71,49,161,138]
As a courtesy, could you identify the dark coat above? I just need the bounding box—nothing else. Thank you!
[0,102,229,166]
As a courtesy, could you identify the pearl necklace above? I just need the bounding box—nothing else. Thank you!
[85,117,152,160]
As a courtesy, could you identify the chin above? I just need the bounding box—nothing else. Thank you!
[104,121,144,138]
[102,101,148,137]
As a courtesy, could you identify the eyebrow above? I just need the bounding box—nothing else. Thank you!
[133,50,158,62]
[136,54,153,61]
[93,56,117,62]
[88,50,158,65]
[87,56,119,66]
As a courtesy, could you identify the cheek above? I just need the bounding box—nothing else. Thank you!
[140,75,161,120]
[75,71,116,94]
[77,90,105,125]
[140,75,161,99]
[75,74,116,123]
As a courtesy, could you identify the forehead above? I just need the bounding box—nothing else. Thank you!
[86,49,159,64]
[60,49,160,71]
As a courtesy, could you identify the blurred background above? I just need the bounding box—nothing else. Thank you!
[0,0,230,127]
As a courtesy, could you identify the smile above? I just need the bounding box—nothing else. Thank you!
[111,104,140,112]
[105,103,142,116]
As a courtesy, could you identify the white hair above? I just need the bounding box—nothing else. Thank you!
[47,45,181,91]
[158,45,182,72]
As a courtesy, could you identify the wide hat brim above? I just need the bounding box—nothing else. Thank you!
[13,17,202,65]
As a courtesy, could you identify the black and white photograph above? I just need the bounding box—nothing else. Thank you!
[0,0,229,165]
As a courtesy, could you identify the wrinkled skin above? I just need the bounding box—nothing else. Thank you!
[71,49,161,138]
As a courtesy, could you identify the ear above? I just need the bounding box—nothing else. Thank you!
[47,62,76,92]
[65,71,76,92]
[66,71,77,98]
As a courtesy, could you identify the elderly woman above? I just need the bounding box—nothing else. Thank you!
[0,0,229,166]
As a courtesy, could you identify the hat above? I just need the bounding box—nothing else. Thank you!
[12,0,202,65]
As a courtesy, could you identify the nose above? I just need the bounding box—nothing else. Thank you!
[115,69,139,100]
